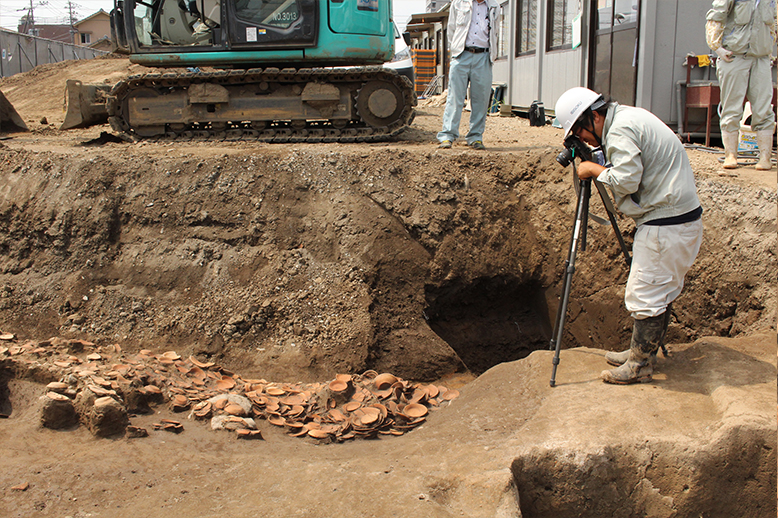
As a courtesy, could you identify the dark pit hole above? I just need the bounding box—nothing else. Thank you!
[0,368,11,417]
[425,276,551,375]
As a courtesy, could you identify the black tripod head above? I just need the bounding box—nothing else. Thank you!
[556,135,593,167]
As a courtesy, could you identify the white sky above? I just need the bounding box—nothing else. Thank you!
[0,0,428,32]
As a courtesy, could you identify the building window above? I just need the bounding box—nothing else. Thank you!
[547,0,577,51]
[515,0,537,56]
[497,2,508,58]
[80,33,91,44]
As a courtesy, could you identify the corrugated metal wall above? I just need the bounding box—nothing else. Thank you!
[0,29,108,78]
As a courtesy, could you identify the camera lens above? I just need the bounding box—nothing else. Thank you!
[556,148,573,167]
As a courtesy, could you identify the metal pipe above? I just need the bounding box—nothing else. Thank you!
[676,80,684,135]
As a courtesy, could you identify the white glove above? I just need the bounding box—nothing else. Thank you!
[715,46,734,62]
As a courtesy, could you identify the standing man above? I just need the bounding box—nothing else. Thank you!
[437,0,499,150]
[706,0,777,170]
[554,87,703,385]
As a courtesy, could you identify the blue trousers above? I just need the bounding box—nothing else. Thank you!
[437,51,493,144]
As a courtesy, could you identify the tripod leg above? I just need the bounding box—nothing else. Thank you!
[594,181,631,266]
[550,179,591,387]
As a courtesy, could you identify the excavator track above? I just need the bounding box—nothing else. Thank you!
[107,66,416,143]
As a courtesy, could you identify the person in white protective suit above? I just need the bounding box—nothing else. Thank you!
[554,87,704,385]
[706,0,777,170]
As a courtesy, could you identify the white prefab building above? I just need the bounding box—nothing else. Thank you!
[408,0,777,143]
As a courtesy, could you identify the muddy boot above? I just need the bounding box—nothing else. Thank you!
[755,129,774,170]
[601,315,665,384]
[604,309,670,367]
[722,130,739,169]
[605,348,656,368]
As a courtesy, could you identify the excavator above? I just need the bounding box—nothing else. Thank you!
[63,0,416,142]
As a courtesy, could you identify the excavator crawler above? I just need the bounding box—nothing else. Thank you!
[66,0,416,142]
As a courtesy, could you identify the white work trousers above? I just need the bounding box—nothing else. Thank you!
[625,219,703,320]
[717,55,776,133]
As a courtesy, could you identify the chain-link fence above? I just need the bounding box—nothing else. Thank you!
[0,28,109,78]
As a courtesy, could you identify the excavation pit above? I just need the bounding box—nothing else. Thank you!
[0,58,775,517]
[425,276,551,374]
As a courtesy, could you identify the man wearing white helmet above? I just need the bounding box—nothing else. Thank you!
[554,87,703,385]
[706,0,776,170]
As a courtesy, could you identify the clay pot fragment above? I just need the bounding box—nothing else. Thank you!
[307,429,331,440]
[266,387,285,396]
[441,389,460,401]
[373,373,398,390]
[268,415,285,427]
[224,403,246,416]
[328,408,347,422]
[153,419,184,433]
[87,384,116,397]
[280,394,306,406]
[326,378,354,405]
[188,355,215,369]
[216,376,236,391]
[126,426,149,438]
[236,429,263,440]
[46,382,70,394]
[403,403,428,419]
[170,394,190,412]
[193,401,213,419]
[343,401,361,412]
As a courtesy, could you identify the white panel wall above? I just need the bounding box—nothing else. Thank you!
[541,50,583,113]
[509,55,539,106]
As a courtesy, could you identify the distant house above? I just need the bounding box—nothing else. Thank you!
[73,10,111,48]
[16,9,111,48]
[17,16,74,42]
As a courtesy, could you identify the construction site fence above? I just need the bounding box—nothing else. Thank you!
[0,28,109,78]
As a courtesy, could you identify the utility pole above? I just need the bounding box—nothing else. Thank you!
[66,0,79,44]
[18,0,48,36]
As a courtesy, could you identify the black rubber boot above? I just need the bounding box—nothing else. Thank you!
[604,308,671,366]
[601,314,665,384]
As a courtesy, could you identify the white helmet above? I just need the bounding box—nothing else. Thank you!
[554,87,604,138]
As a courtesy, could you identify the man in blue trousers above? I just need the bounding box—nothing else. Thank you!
[437,0,499,150]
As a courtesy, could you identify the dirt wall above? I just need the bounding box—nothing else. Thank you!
[0,140,773,382]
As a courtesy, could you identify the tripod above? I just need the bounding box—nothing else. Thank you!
[548,167,632,388]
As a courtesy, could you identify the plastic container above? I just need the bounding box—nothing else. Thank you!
[738,102,758,153]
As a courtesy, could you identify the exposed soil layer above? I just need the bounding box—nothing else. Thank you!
[0,116,773,380]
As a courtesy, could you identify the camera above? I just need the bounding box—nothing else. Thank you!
[555,135,593,167]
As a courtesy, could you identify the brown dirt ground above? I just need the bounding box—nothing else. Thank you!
[0,55,775,517]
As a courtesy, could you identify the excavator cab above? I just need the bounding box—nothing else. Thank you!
[112,0,394,67]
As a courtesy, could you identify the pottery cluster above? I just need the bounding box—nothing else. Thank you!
[0,335,458,441]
